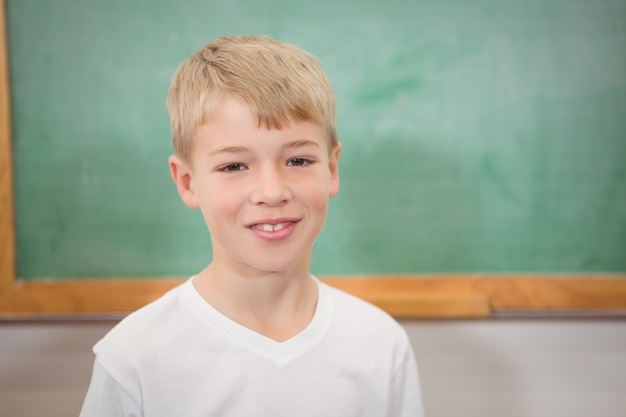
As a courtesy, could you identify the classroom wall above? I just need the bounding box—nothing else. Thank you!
[1,320,625,417]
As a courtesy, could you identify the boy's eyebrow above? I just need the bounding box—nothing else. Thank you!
[209,146,250,156]
[285,139,321,149]
[210,140,320,156]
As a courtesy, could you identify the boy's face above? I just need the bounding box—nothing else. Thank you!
[169,95,340,276]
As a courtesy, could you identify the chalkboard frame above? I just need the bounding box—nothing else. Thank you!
[1,3,625,318]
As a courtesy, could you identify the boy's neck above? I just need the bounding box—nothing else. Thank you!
[192,263,319,342]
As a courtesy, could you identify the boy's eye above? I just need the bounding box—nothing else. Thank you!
[287,157,312,167]
[220,163,246,172]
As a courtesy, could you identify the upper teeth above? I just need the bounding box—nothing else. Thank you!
[259,223,286,232]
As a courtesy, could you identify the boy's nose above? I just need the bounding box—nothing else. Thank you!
[249,167,293,206]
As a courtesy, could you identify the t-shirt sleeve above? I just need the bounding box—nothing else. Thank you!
[388,335,425,417]
[79,359,142,417]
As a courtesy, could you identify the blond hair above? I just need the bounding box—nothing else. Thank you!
[167,35,338,162]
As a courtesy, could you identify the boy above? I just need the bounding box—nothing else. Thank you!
[80,35,424,417]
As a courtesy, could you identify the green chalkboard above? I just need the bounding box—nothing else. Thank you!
[7,0,626,280]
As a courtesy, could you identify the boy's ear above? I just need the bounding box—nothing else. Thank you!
[328,143,341,198]
[168,155,199,209]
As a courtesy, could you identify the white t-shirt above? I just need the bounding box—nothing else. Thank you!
[80,277,424,417]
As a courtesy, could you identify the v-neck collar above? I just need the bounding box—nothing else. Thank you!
[179,276,333,367]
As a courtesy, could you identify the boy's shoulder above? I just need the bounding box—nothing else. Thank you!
[321,280,409,341]
[102,279,187,333]
[320,281,413,371]
[93,279,191,363]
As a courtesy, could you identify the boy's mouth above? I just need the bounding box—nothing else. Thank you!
[247,217,300,232]
[252,222,289,232]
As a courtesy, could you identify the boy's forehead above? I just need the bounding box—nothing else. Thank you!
[198,95,320,133]
[193,117,332,156]
[195,115,326,140]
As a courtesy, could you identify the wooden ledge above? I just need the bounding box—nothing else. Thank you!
[1,275,625,319]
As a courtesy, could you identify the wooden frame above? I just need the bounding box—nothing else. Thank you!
[1,3,625,319]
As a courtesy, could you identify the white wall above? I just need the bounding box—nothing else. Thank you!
[1,319,625,417]
[404,320,626,417]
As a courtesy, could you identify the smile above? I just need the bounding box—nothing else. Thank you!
[255,222,289,232]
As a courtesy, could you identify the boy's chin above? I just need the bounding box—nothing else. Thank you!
[232,253,312,277]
